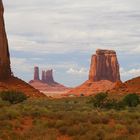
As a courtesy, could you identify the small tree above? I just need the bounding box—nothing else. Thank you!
[122,93,140,107]
[92,92,108,108]
[0,91,27,104]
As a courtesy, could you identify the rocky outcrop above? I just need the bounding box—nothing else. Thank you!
[89,49,120,82]
[0,77,45,97]
[67,49,121,96]
[110,77,140,94]
[34,66,40,81]
[0,0,11,80]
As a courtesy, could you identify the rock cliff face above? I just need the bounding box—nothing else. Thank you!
[89,49,120,82]
[34,66,40,81]
[0,0,11,79]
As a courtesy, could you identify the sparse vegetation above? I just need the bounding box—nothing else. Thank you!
[0,91,27,104]
[89,93,140,110]
[123,93,140,107]
[0,94,140,140]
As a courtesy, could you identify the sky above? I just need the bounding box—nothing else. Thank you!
[3,0,140,87]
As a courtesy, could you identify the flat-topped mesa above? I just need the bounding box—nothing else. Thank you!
[0,0,11,80]
[89,49,120,82]
[34,66,40,81]
[96,49,116,55]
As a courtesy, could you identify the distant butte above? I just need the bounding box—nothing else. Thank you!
[29,67,69,94]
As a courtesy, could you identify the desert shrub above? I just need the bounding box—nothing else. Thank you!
[0,91,27,104]
[0,98,10,107]
[55,120,65,128]
[90,92,108,108]
[89,93,140,110]
[104,99,118,109]
[122,93,140,107]
[0,109,20,120]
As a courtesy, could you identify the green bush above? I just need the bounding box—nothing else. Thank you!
[0,91,27,104]
[89,93,140,110]
[122,93,140,107]
[91,92,108,108]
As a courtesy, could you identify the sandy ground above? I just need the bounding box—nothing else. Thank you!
[41,91,69,98]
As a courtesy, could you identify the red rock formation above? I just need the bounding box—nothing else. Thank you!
[34,66,40,80]
[66,49,121,96]
[67,80,115,96]
[0,0,11,79]
[89,49,120,82]
[110,76,140,94]
[0,77,45,97]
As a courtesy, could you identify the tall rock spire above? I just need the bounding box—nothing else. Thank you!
[0,0,11,79]
[34,66,40,80]
[89,49,120,82]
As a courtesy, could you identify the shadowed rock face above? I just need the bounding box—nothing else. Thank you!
[89,49,120,82]
[0,0,11,79]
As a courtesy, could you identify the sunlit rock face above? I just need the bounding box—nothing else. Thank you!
[67,49,121,96]
[89,49,120,82]
[0,0,11,79]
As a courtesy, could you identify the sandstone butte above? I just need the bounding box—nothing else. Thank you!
[29,67,69,93]
[0,0,45,97]
[67,49,121,96]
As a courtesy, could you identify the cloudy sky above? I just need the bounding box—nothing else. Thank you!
[3,0,140,87]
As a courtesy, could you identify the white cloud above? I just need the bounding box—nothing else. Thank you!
[11,57,32,73]
[67,67,88,76]
[121,67,140,81]
[3,0,140,55]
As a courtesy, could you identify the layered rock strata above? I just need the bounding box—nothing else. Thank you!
[89,49,120,82]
